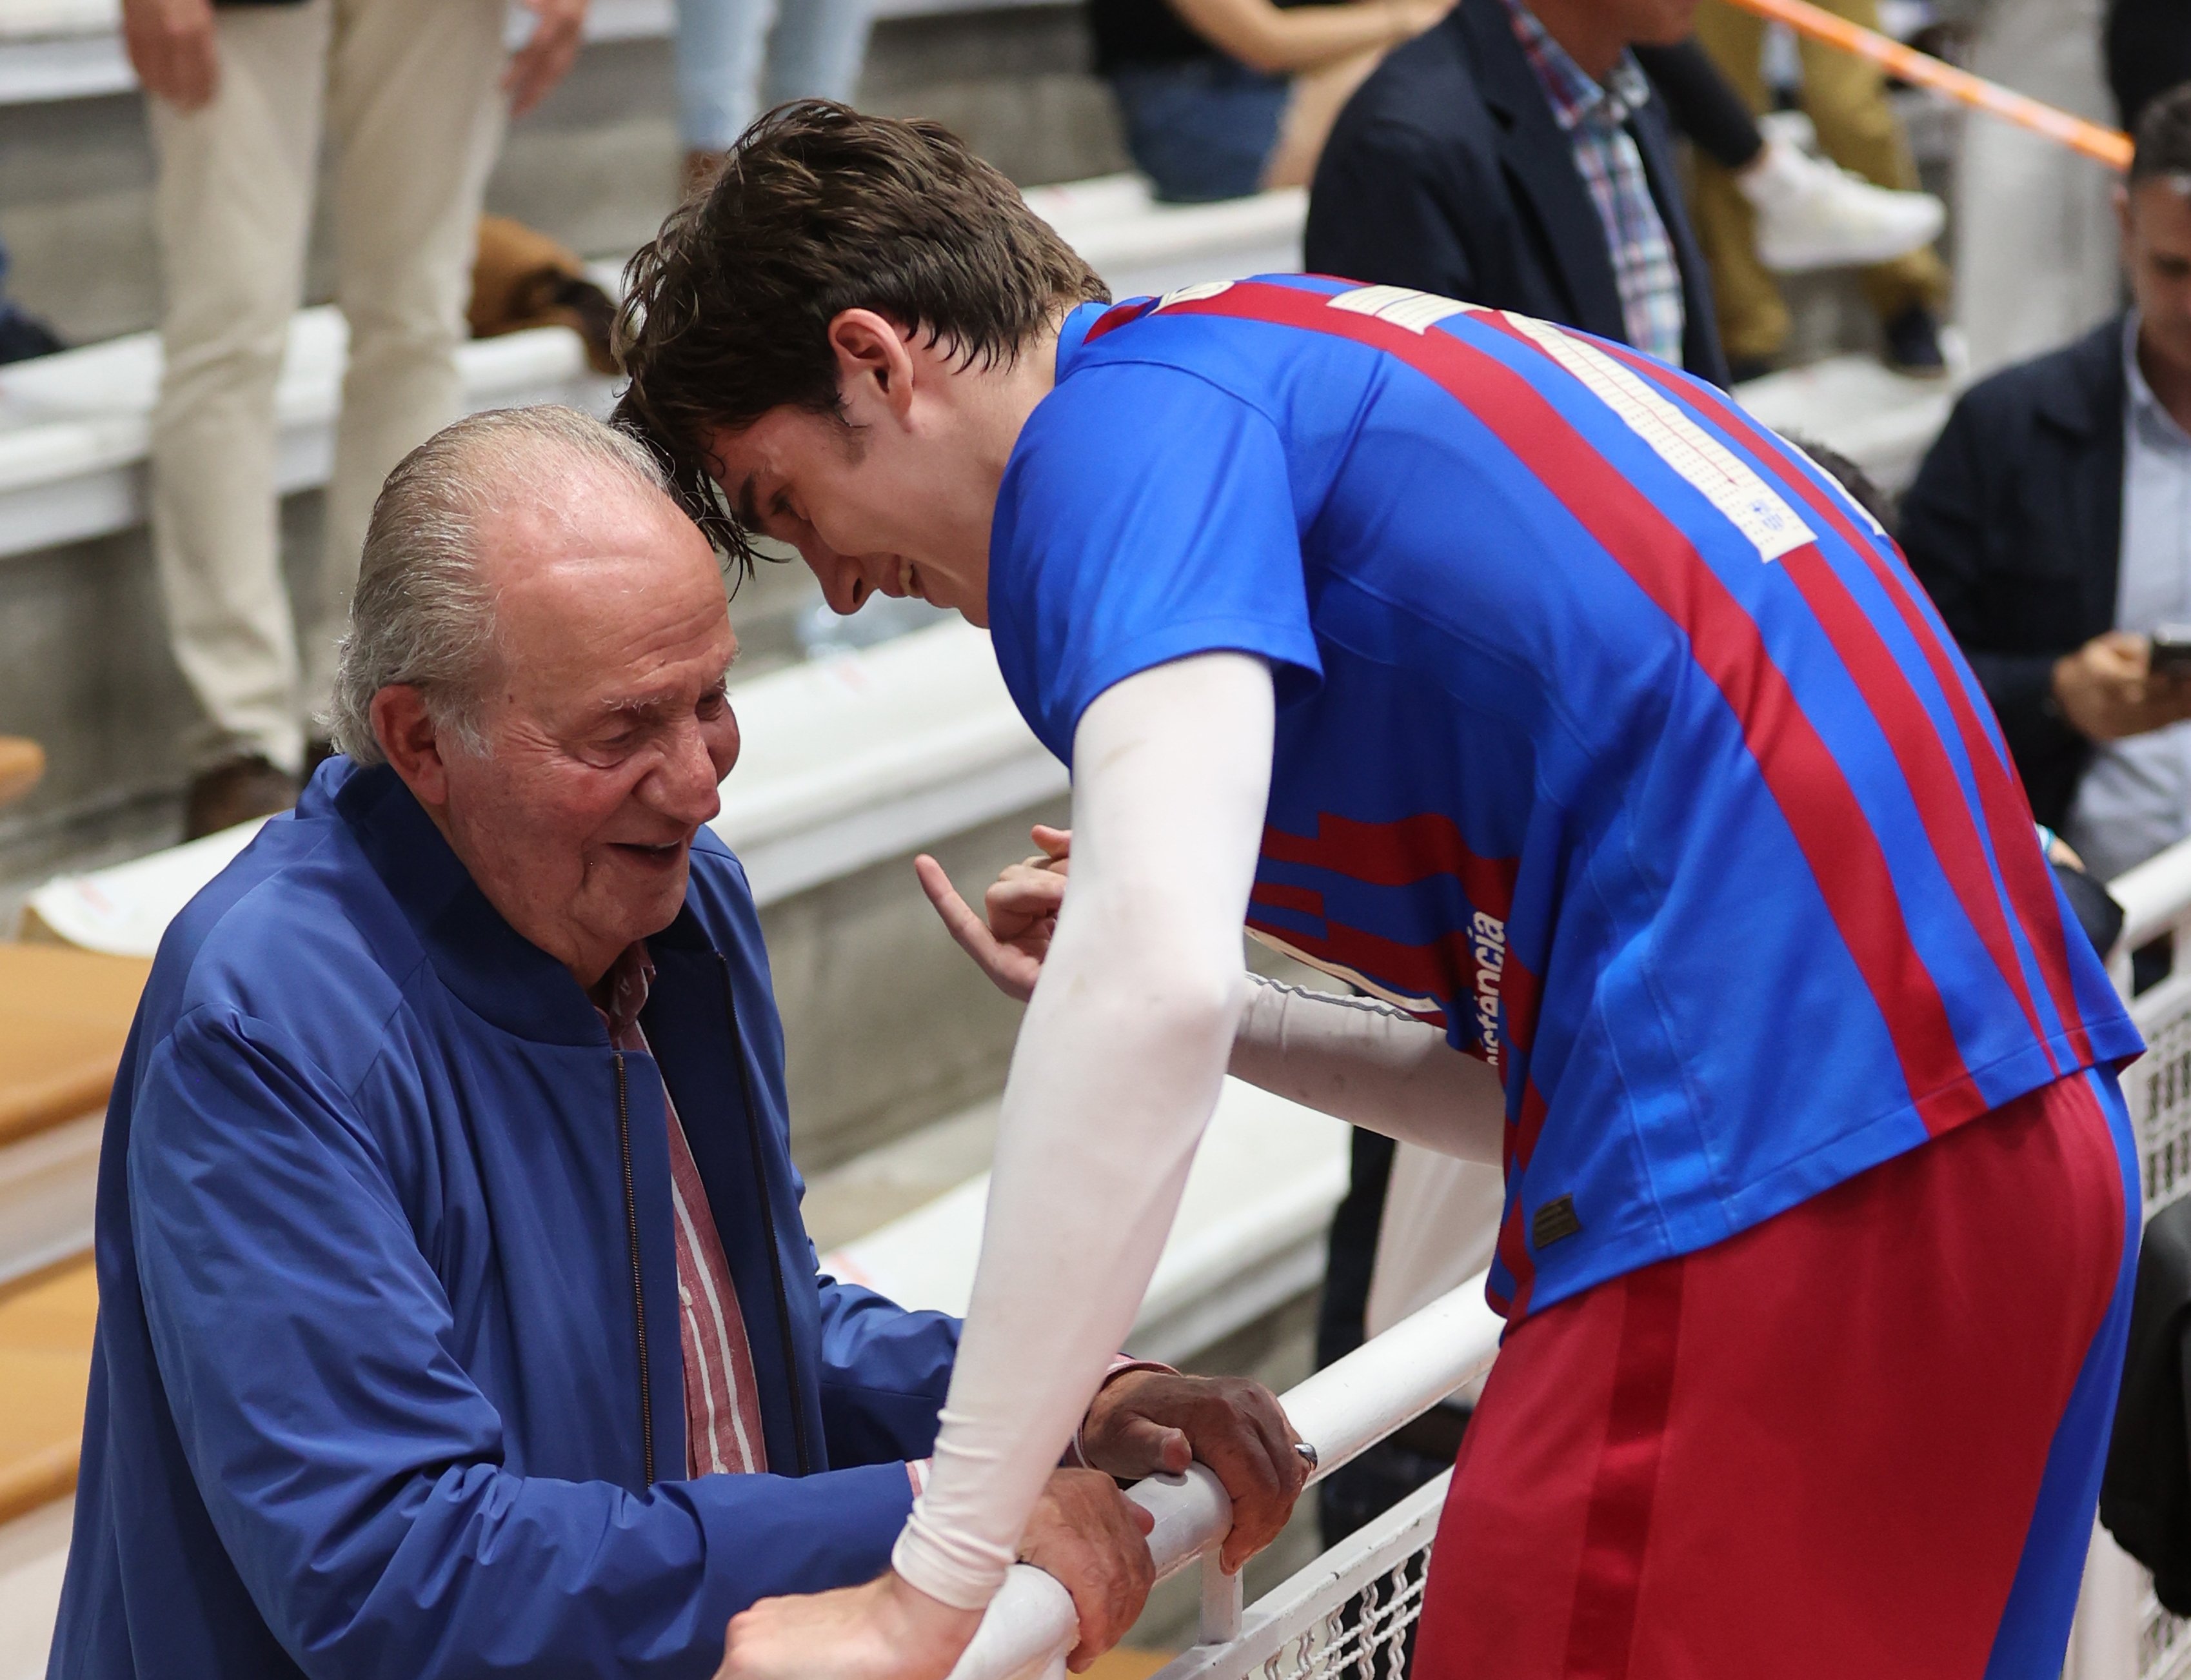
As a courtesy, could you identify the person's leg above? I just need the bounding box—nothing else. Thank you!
[1795,0,1950,351]
[675,0,773,183]
[148,0,331,791]
[1689,1,1789,370]
[1634,39,1763,171]
[1107,59,1290,204]
[761,0,871,108]
[310,0,509,735]
[1414,1068,2136,1679]
[1262,47,1383,191]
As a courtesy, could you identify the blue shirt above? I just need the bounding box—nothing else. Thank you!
[991,278,2138,1319]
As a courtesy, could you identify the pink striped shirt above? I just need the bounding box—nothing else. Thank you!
[595,944,769,1478]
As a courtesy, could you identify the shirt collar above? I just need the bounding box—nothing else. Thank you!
[1053,298,1109,383]
[592,940,657,1037]
[1500,0,1650,132]
[2125,310,2191,450]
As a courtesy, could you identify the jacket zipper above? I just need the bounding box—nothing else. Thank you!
[613,1050,657,1485]
[717,953,814,1476]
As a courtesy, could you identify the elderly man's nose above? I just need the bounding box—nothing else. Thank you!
[648,720,725,824]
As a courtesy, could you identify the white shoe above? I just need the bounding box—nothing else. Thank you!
[1738,133,1946,275]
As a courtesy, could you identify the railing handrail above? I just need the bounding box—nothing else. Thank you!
[944,1270,1505,1680]
[2108,834,2191,962]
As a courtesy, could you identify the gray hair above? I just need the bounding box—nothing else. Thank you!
[324,406,676,766]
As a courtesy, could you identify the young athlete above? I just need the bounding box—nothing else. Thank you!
[615,102,2145,1680]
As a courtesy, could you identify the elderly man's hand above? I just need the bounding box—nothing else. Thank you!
[1078,1370,1309,1574]
[715,1570,978,1680]
[713,1468,1153,1680]
[1018,1467,1158,1670]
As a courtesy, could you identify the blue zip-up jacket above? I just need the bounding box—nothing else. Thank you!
[48,758,963,1679]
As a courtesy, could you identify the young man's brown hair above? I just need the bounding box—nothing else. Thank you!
[613,100,1108,570]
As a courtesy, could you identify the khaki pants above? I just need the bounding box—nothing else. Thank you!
[1690,0,1950,365]
[149,0,507,774]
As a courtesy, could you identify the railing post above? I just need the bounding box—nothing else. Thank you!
[1198,1552,1245,1645]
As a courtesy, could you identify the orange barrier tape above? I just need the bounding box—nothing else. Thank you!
[1719,0,2135,171]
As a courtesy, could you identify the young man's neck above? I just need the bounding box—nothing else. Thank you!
[1519,0,1629,81]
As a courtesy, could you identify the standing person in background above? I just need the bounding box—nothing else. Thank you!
[1305,0,1733,390]
[1955,0,2117,379]
[2109,0,2191,136]
[1089,0,1453,204]
[675,0,873,195]
[123,0,589,840]
[1903,84,2191,889]
[1689,0,1951,379]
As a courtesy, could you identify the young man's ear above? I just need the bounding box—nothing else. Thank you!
[827,308,919,424]
[373,686,453,811]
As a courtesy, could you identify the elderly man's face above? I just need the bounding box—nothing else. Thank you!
[437,484,740,988]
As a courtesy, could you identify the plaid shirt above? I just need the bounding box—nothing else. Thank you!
[1500,0,1687,368]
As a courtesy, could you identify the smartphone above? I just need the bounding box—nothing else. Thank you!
[2154,624,2191,680]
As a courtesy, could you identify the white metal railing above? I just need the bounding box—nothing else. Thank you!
[946,1275,1504,1680]
[2084,836,2191,1680]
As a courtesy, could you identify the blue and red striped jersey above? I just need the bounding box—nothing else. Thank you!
[987,275,2140,1321]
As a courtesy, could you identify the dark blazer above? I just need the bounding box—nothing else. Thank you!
[1899,318,2127,831]
[1304,0,1729,388]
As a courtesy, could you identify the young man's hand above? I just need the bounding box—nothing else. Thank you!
[1018,1467,1159,1670]
[915,825,1071,1003]
[1078,1369,1310,1574]
[122,0,219,110]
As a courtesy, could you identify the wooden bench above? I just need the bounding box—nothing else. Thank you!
[0,943,151,1288]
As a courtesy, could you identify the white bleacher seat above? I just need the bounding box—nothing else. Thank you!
[0,0,1073,106]
[1022,177,1307,304]
[822,1078,1350,1367]
[0,309,613,561]
[23,618,1062,953]
[1732,341,1966,497]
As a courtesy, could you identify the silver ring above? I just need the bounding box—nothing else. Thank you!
[1293,1440,1319,1472]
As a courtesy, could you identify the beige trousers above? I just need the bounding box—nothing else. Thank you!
[1690,0,1950,364]
[148,0,508,774]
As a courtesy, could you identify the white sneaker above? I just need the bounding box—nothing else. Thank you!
[1738,133,1946,275]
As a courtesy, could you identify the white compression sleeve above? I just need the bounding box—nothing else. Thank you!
[1229,978,1507,1165]
[891,652,1276,1610]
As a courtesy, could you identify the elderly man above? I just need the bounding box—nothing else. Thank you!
[47,404,1304,1680]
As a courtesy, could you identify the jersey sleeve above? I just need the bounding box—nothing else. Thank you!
[988,361,1324,762]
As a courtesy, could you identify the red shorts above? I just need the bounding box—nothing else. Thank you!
[1413,1068,2138,1680]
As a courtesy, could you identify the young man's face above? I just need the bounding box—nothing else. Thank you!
[701,307,1064,631]
[706,404,994,627]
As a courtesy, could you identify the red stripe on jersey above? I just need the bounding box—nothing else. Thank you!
[1086,299,1158,344]
[1249,880,1323,918]
[1161,282,1978,1130]
[1261,813,1520,919]
[1590,340,2097,1065]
